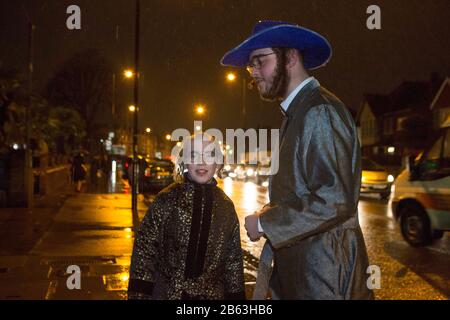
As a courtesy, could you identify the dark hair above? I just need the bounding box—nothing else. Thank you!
[262,47,289,100]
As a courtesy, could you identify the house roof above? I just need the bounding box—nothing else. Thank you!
[430,77,450,110]
[389,81,436,112]
[361,94,392,117]
[358,76,446,122]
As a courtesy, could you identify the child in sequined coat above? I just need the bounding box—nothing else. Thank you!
[128,134,245,300]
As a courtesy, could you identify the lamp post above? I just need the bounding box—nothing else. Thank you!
[226,72,247,129]
[131,0,141,232]
[26,22,35,209]
[111,69,134,137]
[127,104,136,139]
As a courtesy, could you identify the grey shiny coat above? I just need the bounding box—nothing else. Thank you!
[260,79,374,299]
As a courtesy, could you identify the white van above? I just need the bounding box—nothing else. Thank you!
[390,116,450,246]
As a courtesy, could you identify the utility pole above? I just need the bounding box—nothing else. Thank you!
[112,73,116,128]
[26,22,35,209]
[242,77,247,129]
[131,0,140,232]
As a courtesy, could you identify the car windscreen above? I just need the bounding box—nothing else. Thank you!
[149,163,173,175]
[362,158,384,171]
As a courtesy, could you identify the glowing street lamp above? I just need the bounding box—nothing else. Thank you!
[145,127,151,133]
[226,72,236,82]
[129,105,136,112]
[165,134,172,141]
[195,104,206,115]
[124,69,134,78]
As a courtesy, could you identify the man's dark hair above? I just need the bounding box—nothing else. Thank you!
[268,47,290,99]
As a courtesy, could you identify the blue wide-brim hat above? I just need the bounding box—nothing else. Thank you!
[220,20,332,70]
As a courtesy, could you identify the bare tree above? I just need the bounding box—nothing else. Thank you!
[45,49,113,149]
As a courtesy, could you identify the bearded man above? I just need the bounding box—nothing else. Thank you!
[221,21,374,300]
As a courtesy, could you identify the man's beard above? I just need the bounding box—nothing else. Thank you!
[259,60,289,102]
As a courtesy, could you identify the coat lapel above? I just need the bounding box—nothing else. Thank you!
[279,79,320,146]
[269,79,321,201]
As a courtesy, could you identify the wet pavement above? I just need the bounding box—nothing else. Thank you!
[358,196,450,299]
[0,173,448,299]
[0,192,146,299]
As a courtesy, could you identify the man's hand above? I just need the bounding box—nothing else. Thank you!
[244,212,264,242]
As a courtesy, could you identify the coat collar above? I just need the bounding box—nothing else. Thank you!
[282,78,321,119]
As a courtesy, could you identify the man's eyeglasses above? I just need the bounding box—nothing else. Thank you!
[246,52,276,73]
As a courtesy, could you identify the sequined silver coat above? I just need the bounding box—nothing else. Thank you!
[259,79,374,299]
[128,178,245,300]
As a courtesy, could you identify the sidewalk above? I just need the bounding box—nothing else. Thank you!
[0,192,70,255]
[0,192,148,299]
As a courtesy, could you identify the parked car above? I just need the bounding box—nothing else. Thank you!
[391,116,450,247]
[122,157,174,193]
[360,157,394,199]
[142,158,175,193]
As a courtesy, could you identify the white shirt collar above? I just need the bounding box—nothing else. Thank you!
[280,76,317,112]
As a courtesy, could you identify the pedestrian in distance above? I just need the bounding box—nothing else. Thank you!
[71,152,86,193]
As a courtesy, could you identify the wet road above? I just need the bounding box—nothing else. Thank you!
[1,171,448,299]
[217,178,450,300]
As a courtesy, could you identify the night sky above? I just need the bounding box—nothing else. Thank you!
[1,0,450,136]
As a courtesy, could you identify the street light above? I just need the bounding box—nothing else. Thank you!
[124,69,134,79]
[195,104,205,115]
[146,127,151,133]
[165,134,172,141]
[226,72,236,82]
[129,105,136,112]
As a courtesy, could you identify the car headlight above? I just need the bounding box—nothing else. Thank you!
[388,174,394,183]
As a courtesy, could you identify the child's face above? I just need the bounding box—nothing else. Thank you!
[185,139,218,184]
